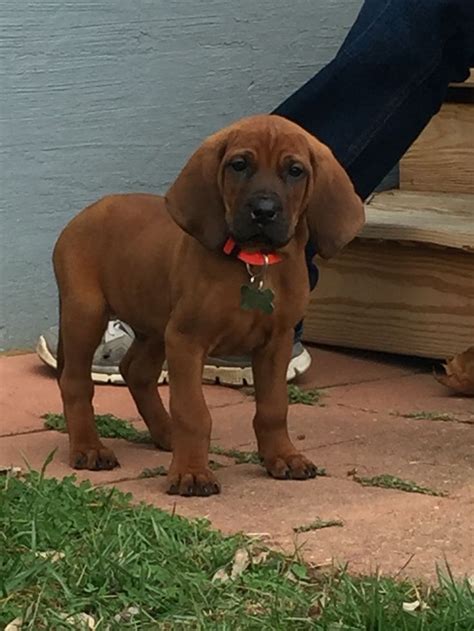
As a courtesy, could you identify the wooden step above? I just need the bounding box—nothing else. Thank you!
[362,189,474,251]
[400,101,474,194]
[303,190,474,359]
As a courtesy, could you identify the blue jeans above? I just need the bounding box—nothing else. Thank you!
[275,0,474,344]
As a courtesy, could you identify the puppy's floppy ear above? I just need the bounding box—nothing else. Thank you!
[306,136,365,259]
[165,131,228,250]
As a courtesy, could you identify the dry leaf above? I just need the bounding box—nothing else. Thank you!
[434,347,474,396]
[312,558,334,569]
[113,606,140,623]
[251,550,269,565]
[244,602,267,615]
[36,550,65,562]
[230,548,250,579]
[245,532,271,541]
[285,570,298,583]
[59,613,96,629]
[402,599,429,612]
[212,548,252,583]
[0,466,22,478]
[212,568,230,583]
[4,618,23,631]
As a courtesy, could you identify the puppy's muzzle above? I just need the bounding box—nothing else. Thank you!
[248,193,282,225]
[232,193,289,247]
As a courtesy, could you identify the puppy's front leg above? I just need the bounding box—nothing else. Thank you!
[252,331,318,480]
[165,324,221,496]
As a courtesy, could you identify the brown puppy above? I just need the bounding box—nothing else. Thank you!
[53,114,364,496]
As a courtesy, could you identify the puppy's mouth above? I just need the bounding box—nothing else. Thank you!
[230,217,292,251]
[230,230,290,252]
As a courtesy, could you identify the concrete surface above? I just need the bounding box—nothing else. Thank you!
[1,345,472,581]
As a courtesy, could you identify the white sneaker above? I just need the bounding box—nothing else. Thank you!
[37,321,311,386]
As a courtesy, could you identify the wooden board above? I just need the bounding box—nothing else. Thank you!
[363,190,474,251]
[400,103,474,194]
[304,241,474,359]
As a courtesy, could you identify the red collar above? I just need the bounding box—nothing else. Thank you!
[223,237,282,265]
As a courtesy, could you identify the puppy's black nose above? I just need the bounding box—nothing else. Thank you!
[249,195,282,224]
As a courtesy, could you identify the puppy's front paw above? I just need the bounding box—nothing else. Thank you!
[166,469,221,497]
[70,445,119,470]
[264,453,318,480]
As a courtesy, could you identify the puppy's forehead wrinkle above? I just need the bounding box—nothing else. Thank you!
[226,127,308,167]
[235,114,308,137]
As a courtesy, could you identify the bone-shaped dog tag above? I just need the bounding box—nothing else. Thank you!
[240,284,275,314]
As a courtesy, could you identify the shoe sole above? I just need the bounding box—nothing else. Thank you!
[202,348,312,386]
[36,336,149,385]
[36,336,311,387]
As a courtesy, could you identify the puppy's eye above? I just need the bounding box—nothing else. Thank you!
[229,157,248,172]
[288,163,305,178]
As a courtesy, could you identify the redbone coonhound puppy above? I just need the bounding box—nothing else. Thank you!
[53,114,364,496]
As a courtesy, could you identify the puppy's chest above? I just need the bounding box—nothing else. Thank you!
[192,266,307,354]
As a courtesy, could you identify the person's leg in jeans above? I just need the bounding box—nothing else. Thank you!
[37,0,474,383]
[276,0,474,341]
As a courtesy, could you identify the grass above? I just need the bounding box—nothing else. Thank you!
[399,411,458,422]
[209,459,226,471]
[1,468,473,629]
[138,466,168,479]
[244,385,324,406]
[209,445,261,465]
[287,385,323,406]
[293,518,344,533]
[352,474,447,497]
[43,413,152,444]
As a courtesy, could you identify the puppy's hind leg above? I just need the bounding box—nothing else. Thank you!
[120,335,172,451]
[58,294,119,470]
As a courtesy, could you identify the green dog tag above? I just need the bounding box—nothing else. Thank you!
[240,284,275,314]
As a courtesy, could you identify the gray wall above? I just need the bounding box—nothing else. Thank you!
[0,0,362,350]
